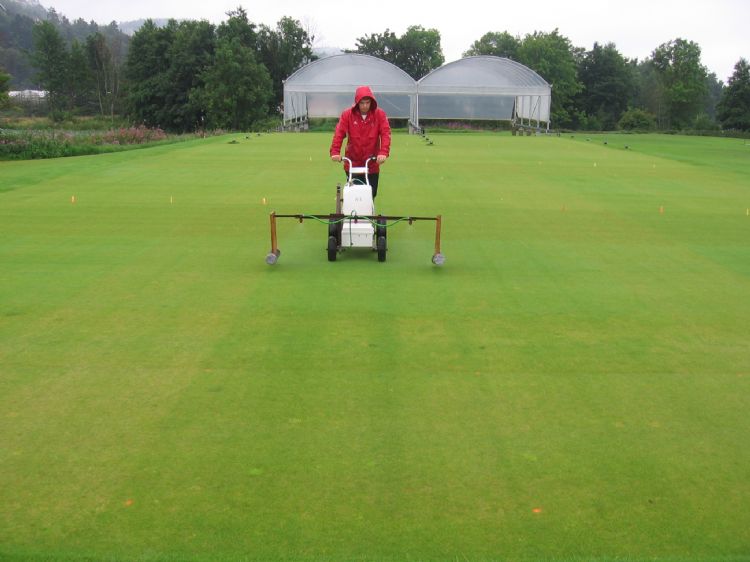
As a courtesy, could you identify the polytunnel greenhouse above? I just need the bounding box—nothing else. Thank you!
[282,54,416,128]
[283,54,552,130]
[416,56,551,129]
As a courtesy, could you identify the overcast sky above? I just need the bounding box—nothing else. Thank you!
[41,0,748,82]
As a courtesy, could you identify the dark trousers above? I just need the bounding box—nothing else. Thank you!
[346,172,380,199]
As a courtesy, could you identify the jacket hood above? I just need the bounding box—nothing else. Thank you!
[353,86,378,111]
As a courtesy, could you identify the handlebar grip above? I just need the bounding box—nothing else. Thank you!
[341,156,376,165]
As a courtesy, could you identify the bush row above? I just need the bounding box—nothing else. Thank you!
[0,125,200,160]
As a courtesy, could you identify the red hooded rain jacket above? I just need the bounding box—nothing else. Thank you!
[330,86,391,174]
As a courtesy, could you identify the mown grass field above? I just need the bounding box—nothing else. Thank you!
[1,132,749,561]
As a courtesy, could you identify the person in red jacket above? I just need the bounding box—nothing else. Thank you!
[330,85,391,199]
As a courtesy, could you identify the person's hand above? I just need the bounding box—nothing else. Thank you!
[331,154,342,162]
[376,155,387,165]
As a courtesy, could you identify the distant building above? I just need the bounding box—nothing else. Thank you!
[9,90,47,106]
[9,90,47,99]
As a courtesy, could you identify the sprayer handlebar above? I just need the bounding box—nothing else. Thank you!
[342,156,376,178]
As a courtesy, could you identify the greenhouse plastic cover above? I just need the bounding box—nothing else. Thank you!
[284,54,415,120]
[417,56,551,123]
[284,54,551,126]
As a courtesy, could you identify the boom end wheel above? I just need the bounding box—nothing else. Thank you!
[266,249,281,265]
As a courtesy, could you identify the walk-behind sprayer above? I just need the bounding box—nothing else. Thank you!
[265,157,445,266]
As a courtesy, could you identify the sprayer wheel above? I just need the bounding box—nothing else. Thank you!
[376,217,387,239]
[377,235,387,262]
[327,236,338,261]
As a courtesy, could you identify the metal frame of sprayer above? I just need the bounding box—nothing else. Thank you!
[266,157,445,266]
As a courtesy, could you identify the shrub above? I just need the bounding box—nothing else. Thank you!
[618,108,656,131]
[49,110,76,123]
[0,125,172,160]
[691,113,720,131]
[249,116,283,132]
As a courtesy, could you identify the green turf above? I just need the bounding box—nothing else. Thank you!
[1,132,749,561]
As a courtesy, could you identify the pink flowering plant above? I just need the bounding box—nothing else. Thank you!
[98,125,167,145]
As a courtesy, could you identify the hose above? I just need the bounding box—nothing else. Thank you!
[299,213,410,228]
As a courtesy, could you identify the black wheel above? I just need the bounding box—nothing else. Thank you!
[377,235,387,262]
[327,235,338,261]
[376,217,387,240]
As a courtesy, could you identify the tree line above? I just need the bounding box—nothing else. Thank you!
[15,7,314,131]
[354,27,748,131]
[124,9,313,131]
[1,2,749,132]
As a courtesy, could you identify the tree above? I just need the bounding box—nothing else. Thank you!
[31,21,69,112]
[192,8,272,129]
[7,13,36,50]
[393,25,444,80]
[87,33,113,118]
[630,59,667,127]
[0,67,11,109]
[125,19,177,127]
[257,16,315,109]
[68,39,94,111]
[100,22,129,118]
[703,72,724,120]
[87,32,122,120]
[124,12,277,131]
[69,17,94,43]
[717,58,750,131]
[217,7,257,49]
[45,8,61,27]
[516,29,582,128]
[353,25,444,79]
[577,42,635,129]
[651,38,708,129]
[353,29,399,61]
[0,45,37,90]
[164,20,216,131]
[463,31,520,59]
[195,35,272,130]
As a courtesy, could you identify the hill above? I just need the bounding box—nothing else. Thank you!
[118,18,178,36]
[0,0,129,89]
